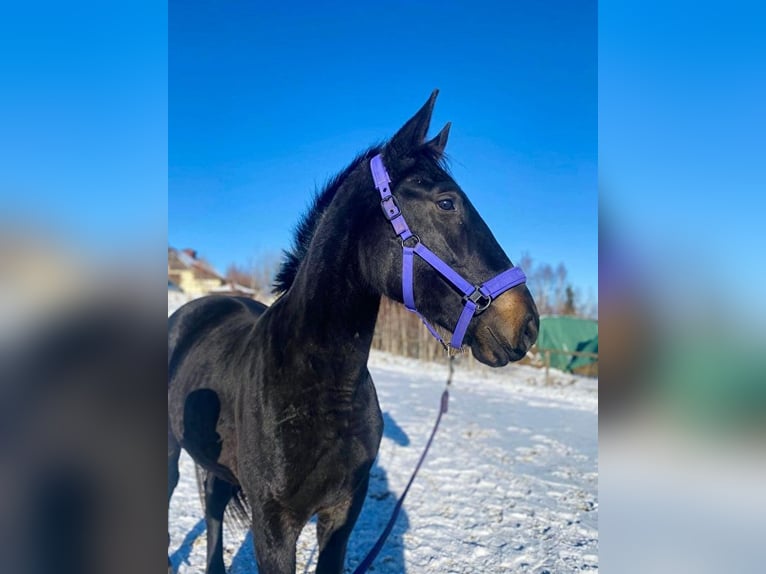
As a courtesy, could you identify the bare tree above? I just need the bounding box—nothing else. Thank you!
[519,253,590,317]
[225,252,281,296]
[225,263,256,288]
[562,285,577,315]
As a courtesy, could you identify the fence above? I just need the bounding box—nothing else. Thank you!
[539,348,599,383]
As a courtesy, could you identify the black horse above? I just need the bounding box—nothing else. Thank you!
[168,91,539,574]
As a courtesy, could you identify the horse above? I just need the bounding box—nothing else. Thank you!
[167,90,539,574]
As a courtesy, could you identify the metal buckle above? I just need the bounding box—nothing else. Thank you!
[400,234,420,248]
[464,288,492,313]
[380,195,401,221]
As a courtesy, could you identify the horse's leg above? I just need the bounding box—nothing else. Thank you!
[203,473,235,574]
[315,474,370,574]
[249,502,300,574]
[167,430,181,573]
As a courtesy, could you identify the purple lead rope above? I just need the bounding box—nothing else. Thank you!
[352,359,453,574]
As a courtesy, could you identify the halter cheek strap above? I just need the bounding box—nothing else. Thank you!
[370,154,527,351]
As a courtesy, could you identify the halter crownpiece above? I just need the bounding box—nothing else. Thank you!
[370,154,527,351]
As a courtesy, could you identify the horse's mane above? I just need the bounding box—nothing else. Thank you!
[272,145,381,294]
[272,143,449,294]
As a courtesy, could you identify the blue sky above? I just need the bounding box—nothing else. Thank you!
[1,0,762,321]
[169,1,597,300]
[599,1,766,318]
[0,2,167,261]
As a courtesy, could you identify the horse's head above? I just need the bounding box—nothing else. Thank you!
[368,91,539,367]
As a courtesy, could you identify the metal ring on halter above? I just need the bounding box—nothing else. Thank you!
[401,234,420,248]
[464,288,493,313]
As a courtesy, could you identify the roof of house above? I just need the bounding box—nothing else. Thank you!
[168,247,224,282]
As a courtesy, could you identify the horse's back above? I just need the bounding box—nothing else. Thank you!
[169,295,268,369]
[168,295,269,480]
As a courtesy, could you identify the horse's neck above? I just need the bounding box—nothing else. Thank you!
[278,193,380,370]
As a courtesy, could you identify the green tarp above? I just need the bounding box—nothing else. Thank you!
[537,316,599,372]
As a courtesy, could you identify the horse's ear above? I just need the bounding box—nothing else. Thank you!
[425,122,451,157]
[388,90,439,155]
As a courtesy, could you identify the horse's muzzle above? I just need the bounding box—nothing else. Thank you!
[470,284,539,367]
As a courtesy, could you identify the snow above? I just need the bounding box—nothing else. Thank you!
[168,342,598,573]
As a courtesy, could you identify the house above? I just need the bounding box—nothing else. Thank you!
[167,247,226,297]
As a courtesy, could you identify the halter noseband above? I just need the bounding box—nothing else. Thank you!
[370,154,527,351]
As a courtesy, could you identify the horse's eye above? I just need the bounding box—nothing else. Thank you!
[436,198,455,211]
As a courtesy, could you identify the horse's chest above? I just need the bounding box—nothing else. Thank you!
[281,431,377,511]
[277,406,380,462]
[238,373,383,503]
[265,400,382,500]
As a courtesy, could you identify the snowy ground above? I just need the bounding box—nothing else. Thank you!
[168,336,598,573]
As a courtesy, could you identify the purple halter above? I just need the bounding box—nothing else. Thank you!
[370,154,527,351]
